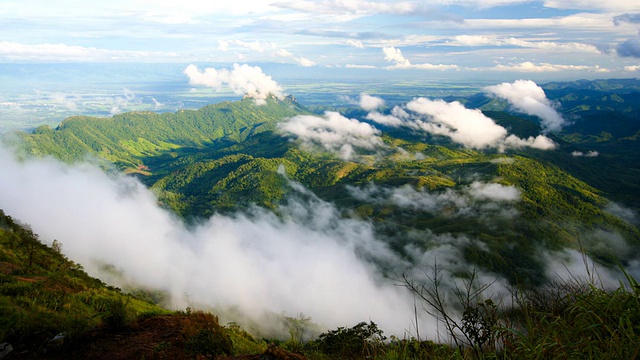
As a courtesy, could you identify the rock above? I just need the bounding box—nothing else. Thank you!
[0,343,13,359]
[47,332,66,349]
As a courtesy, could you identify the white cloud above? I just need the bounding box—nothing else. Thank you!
[485,80,567,133]
[295,57,317,67]
[405,98,507,149]
[468,181,521,201]
[348,181,521,218]
[278,111,385,160]
[359,93,385,111]
[504,134,558,150]
[220,40,276,53]
[274,48,317,67]
[272,0,422,16]
[625,65,640,71]
[346,40,365,48]
[133,0,277,16]
[0,41,175,62]
[542,0,640,12]
[492,62,610,73]
[345,64,377,69]
[450,35,602,54]
[183,64,284,105]
[367,98,556,150]
[382,47,459,70]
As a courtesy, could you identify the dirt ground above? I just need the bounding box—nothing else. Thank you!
[9,315,305,360]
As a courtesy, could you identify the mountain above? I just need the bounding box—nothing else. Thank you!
[443,79,640,209]
[10,93,640,288]
[14,95,306,170]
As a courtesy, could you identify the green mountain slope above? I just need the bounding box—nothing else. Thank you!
[15,95,307,169]
[0,209,168,350]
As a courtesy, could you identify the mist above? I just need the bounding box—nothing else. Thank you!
[0,143,633,338]
[0,147,423,337]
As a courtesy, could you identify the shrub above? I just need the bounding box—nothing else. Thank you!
[181,311,233,358]
[102,297,130,331]
[310,321,386,359]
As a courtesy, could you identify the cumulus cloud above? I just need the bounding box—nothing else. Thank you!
[485,80,567,133]
[405,98,508,149]
[359,93,385,111]
[367,98,556,151]
[278,112,385,160]
[612,14,640,58]
[616,38,640,58]
[382,47,459,70]
[184,64,283,105]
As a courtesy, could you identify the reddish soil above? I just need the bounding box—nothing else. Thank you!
[10,315,306,360]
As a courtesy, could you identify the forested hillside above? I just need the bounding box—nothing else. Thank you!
[10,89,640,288]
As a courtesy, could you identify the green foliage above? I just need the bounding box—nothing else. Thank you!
[309,321,386,359]
[16,96,308,168]
[0,209,168,349]
[102,296,130,331]
[225,322,268,355]
[182,311,233,358]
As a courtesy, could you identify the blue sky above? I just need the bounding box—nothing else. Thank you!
[1,0,639,80]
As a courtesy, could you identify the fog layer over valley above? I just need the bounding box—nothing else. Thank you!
[0,148,418,335]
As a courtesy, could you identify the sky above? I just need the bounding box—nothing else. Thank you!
[0,0,639,80]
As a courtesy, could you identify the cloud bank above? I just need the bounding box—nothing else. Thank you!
[485,80,567,132]
[278,111,385,160]
[0,148,416,336]
[366,98,556,151]
[184,64,284,105]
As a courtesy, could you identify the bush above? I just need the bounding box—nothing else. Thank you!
[310,321,386,359]
[181,311,233,358]
[102,297,130,331]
